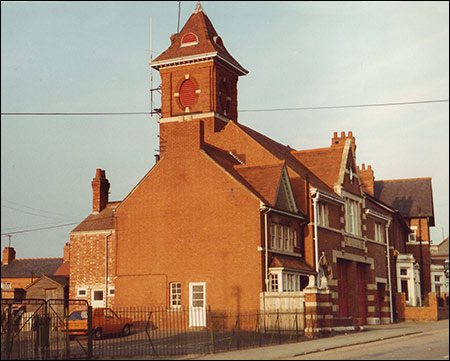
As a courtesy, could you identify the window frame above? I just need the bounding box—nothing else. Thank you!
[170,282,182,309]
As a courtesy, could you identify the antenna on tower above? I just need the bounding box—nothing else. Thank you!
[8,234,12,248]
[149,17,161,119]
[177,1,181,33]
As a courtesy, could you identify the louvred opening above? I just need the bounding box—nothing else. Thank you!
[180,79,196,107]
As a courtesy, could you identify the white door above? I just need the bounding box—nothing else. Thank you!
[189,282,206,327]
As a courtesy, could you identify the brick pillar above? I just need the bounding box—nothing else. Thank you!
[303,275,333,338]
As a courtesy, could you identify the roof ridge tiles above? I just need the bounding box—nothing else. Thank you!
[15,257,63,261]
[375,177,432,183]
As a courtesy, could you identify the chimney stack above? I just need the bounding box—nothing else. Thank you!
[63,242,70,262]
[92,168,110,213]
[331,131,356,157]
[358,163,375,196]
[2,247,16,265]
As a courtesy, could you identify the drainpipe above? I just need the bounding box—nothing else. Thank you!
[312,192,319,274]
[385,221,394,323]
[263,209,270,293]
[105,232,112,308]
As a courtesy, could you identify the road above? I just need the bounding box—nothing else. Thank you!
[289,327,449,360]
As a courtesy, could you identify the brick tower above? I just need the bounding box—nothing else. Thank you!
[150,1,248,156]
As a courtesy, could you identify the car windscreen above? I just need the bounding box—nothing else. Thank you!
[69,310,88,320]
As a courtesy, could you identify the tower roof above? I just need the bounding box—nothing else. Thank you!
[151,3,248,76]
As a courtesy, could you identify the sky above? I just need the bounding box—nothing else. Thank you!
[1,1,449,259]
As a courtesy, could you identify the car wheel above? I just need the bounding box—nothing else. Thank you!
[122,324,130,337]
[94,327,103,340]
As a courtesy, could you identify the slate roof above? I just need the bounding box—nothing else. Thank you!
[433,237,449,257]
[151,5,248,75]
[1,258,64,279]
[374,178,435,225]
[71,202,120,233]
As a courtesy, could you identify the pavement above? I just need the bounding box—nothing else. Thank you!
[100,319,449,360]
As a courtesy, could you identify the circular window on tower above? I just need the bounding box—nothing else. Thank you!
[179,79,197,108]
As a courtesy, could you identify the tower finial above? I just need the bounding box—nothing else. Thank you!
[193,1,203,14]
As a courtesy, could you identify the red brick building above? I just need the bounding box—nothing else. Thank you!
[68,3,436,327]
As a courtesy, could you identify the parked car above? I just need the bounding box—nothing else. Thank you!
[61,307,132,340]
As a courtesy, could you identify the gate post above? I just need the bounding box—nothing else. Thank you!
[5,304,12,360]
[208,305,215,354]
[87,306,93,359]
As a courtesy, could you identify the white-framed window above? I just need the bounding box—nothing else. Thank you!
[269,274,279,292]
[77,288,87,297]
[278,224,284,250]
[170,282,182,309]
[1,282,12,290]
[345,198,361,236]
[270,223,298,253]
[108,287,115,296]
[270,224,276,249]
[374,223,384,243]
[318,203,328,227]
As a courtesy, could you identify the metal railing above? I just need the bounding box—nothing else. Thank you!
[1,301,306,359]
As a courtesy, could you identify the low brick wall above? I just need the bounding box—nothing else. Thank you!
[395,292,449,321]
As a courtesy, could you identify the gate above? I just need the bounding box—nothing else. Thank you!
[1,298,91,360]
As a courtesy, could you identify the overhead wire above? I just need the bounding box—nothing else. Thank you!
[0,99,448,116]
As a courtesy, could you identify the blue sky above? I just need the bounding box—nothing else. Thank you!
[1,1,449,259]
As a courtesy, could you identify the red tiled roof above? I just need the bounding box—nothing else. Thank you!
[71,202,119,233]
[374,178,435,224]
[152,7,247,75]
[235,123,334,193]
[202,144,279,206]
[269,254,315,273]
[292,146,344,189]
[53,261,70,277]
[235,163,284,206]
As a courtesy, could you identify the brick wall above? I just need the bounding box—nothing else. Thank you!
[69,231,116,308]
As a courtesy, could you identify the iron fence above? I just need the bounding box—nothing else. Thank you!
[1,300,307,359]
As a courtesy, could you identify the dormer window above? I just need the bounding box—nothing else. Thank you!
[180,32,199,47]
[214,36,223,48]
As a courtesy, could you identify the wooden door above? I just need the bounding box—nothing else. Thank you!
[357,264,367,324]
[337,260,349,317]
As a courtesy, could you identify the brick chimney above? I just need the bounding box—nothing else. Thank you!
[63,242,70,262]
[331,131,356,156]
[358,163,375,196]
[92,168,110,213]
[2,247,16,265]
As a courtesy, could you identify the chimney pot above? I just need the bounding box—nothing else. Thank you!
[333,131,338,138]
[96,168,102,178]
[348,131,353,137]
[341,131,345,137]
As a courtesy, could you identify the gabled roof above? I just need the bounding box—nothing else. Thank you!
[235,123,334,193]
[71,202,120,233]
[151,4,247,75]
[432,237,449,257]
[1,258,63,279]
[292,146,344,189]
[203,144,283,207]
[374,178,435,225]
[235,162,285,207]
[25,274,69,290]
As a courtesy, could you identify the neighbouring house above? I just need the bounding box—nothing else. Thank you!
[1,245,67,300]
[430,237,449,293]
[374,177,435,302]
[68,169,119,308]
[67,2,438,328]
